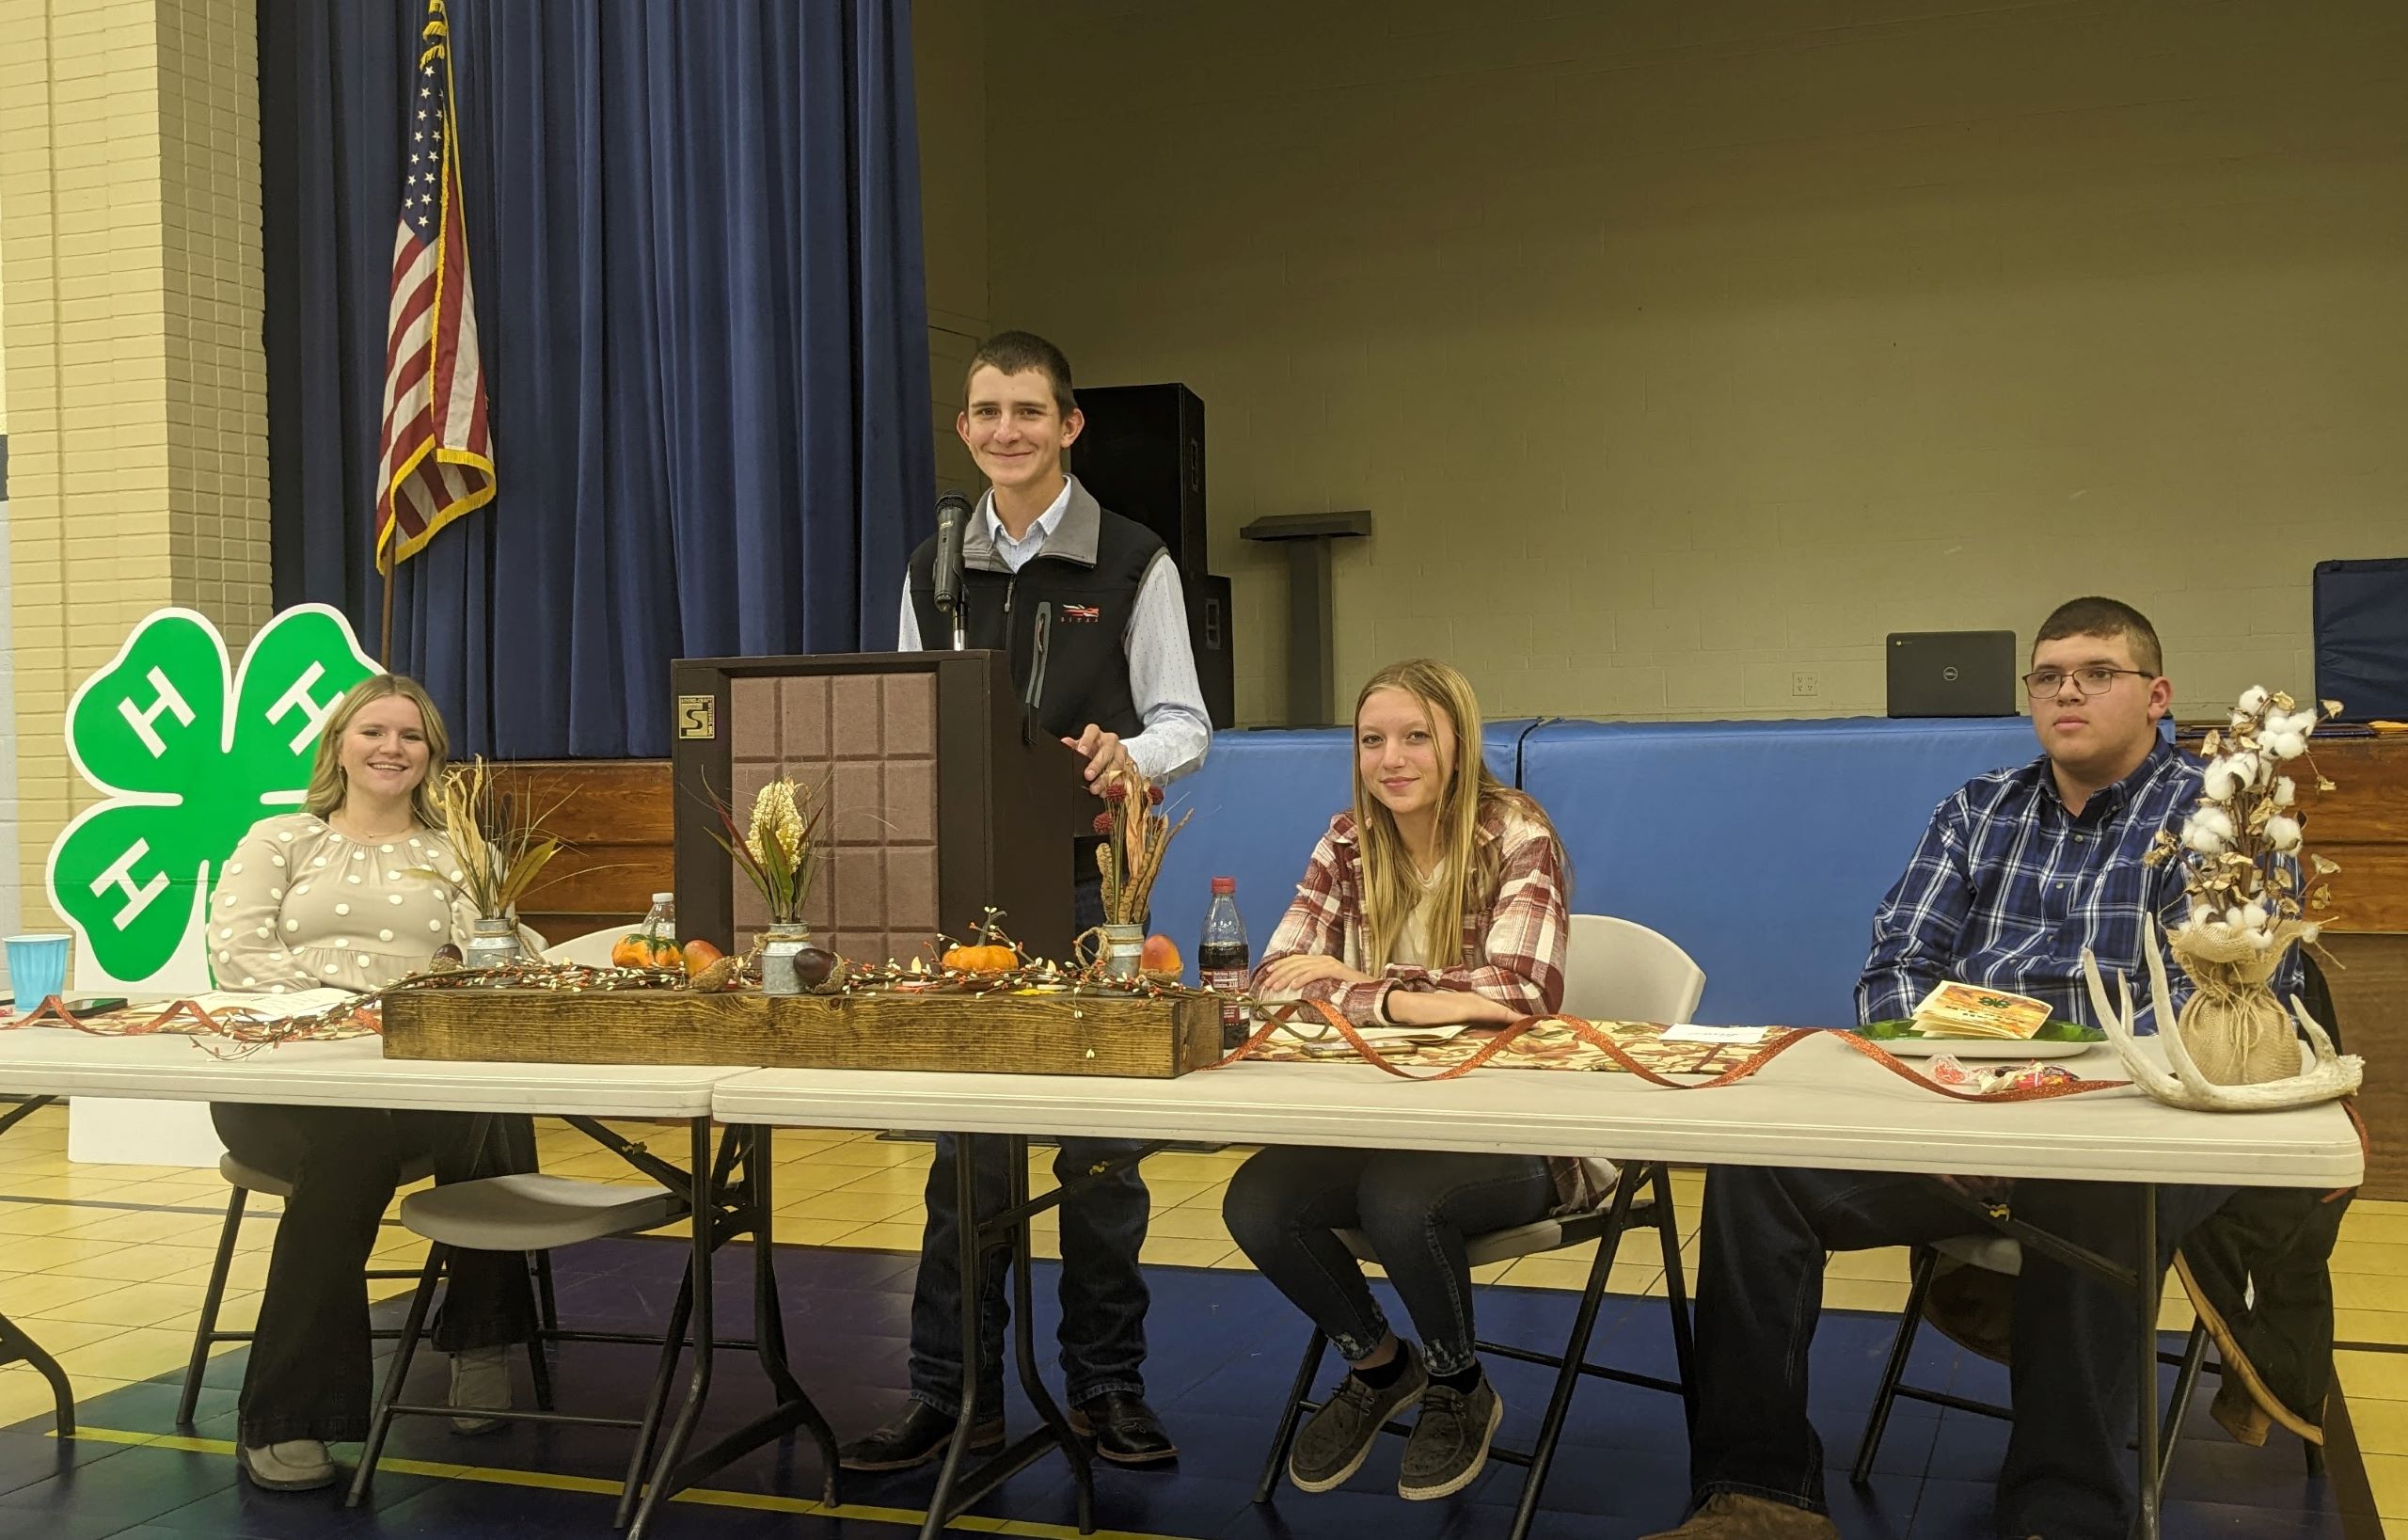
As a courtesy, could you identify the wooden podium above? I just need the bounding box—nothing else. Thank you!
[669,650,1087,967]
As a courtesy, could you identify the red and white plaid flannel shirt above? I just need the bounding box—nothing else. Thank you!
[1253,800,1569,1026]
[1252,797,1599,1210]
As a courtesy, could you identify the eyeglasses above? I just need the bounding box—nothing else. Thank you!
[2022,666,2153,699]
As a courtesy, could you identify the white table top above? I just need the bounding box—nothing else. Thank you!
[0,1028,745,1119]
[712,1033,2364,1188]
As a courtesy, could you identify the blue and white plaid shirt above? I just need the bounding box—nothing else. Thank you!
[1855,738,2295,1031]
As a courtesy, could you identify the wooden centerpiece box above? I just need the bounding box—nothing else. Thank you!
[381,986,1226,1078]
[386,649,1225,1077]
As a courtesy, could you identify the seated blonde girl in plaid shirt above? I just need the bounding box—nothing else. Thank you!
[1223,658,1571,1506]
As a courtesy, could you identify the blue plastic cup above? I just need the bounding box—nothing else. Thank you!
[5,934,73,1008]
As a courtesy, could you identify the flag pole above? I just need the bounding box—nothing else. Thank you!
[379,560,394,667]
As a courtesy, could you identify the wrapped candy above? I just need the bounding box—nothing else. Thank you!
[1926,1056,2079,1096]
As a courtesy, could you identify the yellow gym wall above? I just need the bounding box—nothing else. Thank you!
[940,0,2408,726]
[0,0,273,929]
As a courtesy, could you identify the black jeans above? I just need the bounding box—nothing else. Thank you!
[903,871,1153,1417]
[1223,1145,1556,1377]
[212,1103,536,1446]
[1687,1166,2230,1540]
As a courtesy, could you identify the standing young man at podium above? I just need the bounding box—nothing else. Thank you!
[850,331,1212,1471]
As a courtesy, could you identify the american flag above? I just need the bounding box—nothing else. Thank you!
[373,0,494,573]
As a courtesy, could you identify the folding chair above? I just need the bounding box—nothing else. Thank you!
[345,1173,688,1524]
[176,1150,558,1425]
[1252,913,1709,1540]
[1253,1163,1695,1540]
[1849,1235,2322,1498]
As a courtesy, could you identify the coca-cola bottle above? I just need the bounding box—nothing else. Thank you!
[1198,876,1251,1050]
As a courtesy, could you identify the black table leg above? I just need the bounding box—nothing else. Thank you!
[1009,1135,1094,1533]
[744,1130,842,1502]
[921,1133,990,1540]
[0,1096,70,1433]
[921,1131,1129,1538]
[608,1119,842,1533]
[2132,1184,2161,1540]
[627,1117,720,1540]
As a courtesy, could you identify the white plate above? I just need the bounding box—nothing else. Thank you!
[1862,1033,2101,1059]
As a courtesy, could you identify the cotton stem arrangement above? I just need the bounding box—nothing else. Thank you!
[2147,685,2342,948]
[1090,767,1191,926]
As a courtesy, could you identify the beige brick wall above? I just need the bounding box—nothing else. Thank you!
[2,0,271,926]
[976,0,2408,725]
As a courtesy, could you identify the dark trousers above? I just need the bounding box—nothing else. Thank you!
[1223,1145,1555,1377]
[904,871,1152,1417]
[1687,1166,2229,1540]
[212,1103,536,1446]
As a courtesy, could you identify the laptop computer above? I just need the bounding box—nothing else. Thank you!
[1887,630,2018,717]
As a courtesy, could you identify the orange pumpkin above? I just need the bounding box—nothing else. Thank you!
[681,938,725,977]
[943,942,1017,974]
[612,932,683,971]
[1140,934,1182,976]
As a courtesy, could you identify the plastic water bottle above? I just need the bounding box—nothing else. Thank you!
[642,892,676,945]
[1199,877,1251,1050]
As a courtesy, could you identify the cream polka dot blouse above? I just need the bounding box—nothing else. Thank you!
[206,812,521,993]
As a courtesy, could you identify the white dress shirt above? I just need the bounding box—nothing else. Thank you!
[897,479,1212,783]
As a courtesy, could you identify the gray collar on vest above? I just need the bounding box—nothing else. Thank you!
[963,476,1103,573]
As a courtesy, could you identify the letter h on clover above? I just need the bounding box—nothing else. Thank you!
[46,606,382,987]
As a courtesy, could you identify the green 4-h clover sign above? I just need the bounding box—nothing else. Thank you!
[46,605,382,989]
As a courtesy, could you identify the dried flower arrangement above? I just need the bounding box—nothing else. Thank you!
[408,756,562,920]
[708,775,823,927]
[1090,767,1191,926]
[2085,685,2363,1108]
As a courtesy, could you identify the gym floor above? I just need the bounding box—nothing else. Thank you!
[2,1107,2400,1538]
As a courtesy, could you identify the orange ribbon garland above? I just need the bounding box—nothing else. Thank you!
[1,994,378,1042]
[1216,996,2136,1103]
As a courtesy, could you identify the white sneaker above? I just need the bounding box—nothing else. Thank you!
[239,1438,336,1490]
[449,1344,513,1435]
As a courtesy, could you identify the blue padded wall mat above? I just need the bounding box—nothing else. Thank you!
[1149,720,1536,976]
[1521,716,2042,1027]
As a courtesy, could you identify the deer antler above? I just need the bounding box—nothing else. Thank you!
[2084,945,2183,1099]
[2082,919,2361,1112]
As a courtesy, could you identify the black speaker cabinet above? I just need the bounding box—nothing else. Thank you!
[1075,382,1233,728]
[1072,383,1208,580]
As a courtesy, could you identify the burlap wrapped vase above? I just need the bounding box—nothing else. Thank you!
[2165,920,2307,1087]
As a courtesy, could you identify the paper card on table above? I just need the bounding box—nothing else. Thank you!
[1909,981,2051,1039]
[1657,1024,1770,1045]
[1289,1023,1470,1056]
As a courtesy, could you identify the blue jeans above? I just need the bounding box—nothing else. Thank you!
[1223,1145,1555,1376]
[1687,1166,2230,1540]
[905,872,1151,1417]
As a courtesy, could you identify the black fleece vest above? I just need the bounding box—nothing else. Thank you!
[905,497,1159,747]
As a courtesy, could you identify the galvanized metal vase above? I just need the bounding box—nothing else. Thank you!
[760,923,815,995]
[463,915,524,975]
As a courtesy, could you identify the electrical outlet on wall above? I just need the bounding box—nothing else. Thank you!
[1791,670,1821,699]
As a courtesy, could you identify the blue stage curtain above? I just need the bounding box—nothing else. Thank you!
[261,0,932,757]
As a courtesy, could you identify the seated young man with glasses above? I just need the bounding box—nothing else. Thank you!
[1644,596,2297,1540]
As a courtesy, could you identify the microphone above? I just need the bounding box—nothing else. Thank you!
[933,491,972,649]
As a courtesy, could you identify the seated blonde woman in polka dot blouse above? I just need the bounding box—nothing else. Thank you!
[212,804,488,991]
[209,674,538,1495]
